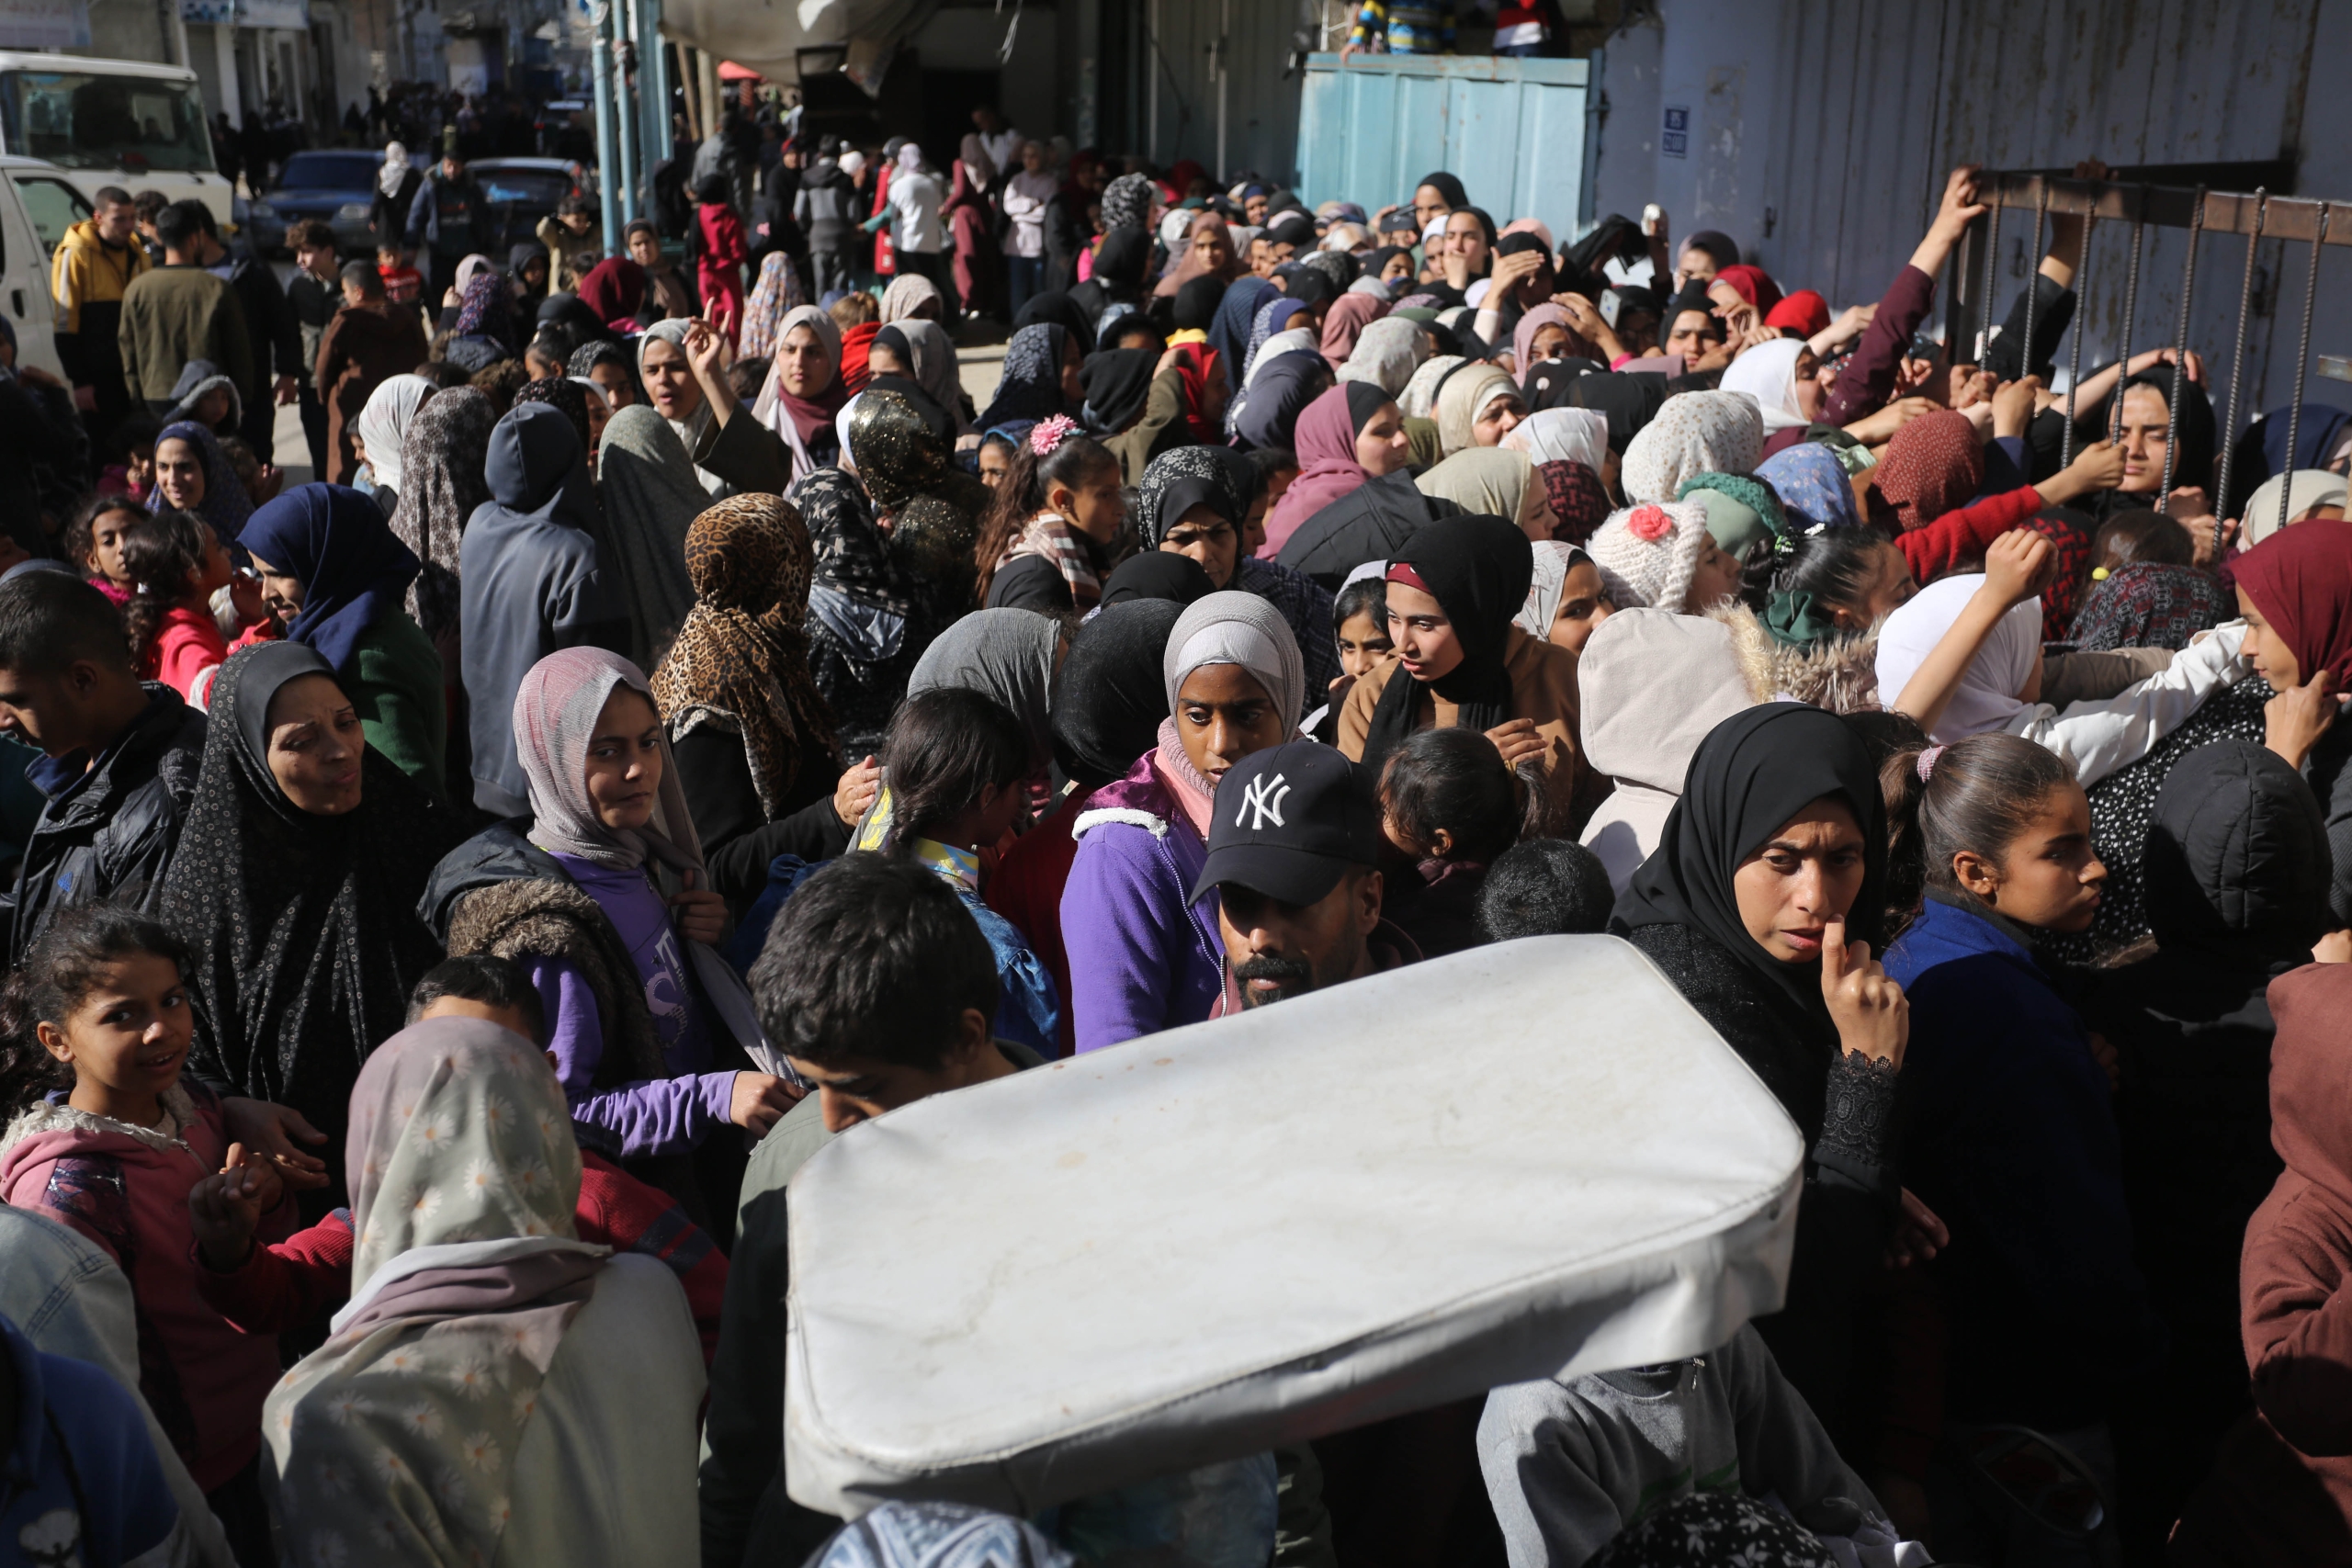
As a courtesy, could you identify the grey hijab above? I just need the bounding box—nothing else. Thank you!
[908,608,1061,773]
[595,403,706,670]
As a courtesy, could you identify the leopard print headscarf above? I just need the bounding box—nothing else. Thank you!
[650,494,840,817]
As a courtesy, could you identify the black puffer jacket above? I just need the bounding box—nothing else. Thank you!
[2085,739,2334,1540]
[3,686,205,964]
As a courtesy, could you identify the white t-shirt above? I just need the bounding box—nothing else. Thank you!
[888,168,946,254]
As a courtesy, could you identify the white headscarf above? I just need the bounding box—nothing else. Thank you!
[1163,591,1308,732]
[1340,317,1430,397]
[1505,408,1611,472]
[1515,540,1592,638]
[1873,573,2044,742]
[378,141,411,198]
[1720,337,1810,434]
[834,394,864,474]
[839,149,867,178]
[355,374,433,493]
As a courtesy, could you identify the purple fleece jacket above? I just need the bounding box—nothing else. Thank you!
[1061,751,1227,1054]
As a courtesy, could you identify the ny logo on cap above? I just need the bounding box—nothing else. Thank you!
[1236,772,1290,830]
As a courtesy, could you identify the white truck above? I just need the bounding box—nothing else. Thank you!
[0,52,233,225]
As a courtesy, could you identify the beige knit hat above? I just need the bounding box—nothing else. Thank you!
[1585,502,1712,612]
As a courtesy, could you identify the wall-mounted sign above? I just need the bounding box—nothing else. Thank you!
[1662,104,1689,159]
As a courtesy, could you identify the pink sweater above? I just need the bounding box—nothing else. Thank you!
[0,1081,290,1490]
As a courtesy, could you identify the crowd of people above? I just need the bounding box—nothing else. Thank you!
[3,118,2351,1568]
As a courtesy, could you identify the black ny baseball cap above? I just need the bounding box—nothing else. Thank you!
[1192,742,1382,908]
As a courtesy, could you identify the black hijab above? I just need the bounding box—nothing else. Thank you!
[1173,275,1226,334]
[1089,225,1153,298]
[1613,704,1887,1050]
[1013,290,1097,356]
[864,334,956,444]
[1080,348,1159,434]
[2143,739,2331,983]
[1100,550,1216,607]
[1283,271,1335,311]
[1051,597,1189,789]
[163,642,458,1145]
[1415,171,1469,211]
[1522,355,1607,412]
[1361,514,1532,776]
[2120,364,2218,499]
[1569,371,1671,452]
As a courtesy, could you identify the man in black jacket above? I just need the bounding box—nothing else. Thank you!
[182,204,300,463]
[0,574,207,965]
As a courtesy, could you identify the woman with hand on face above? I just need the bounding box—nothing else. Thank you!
[424,648,799,1238]
[1061,592,1305,1053]
[638,316,799,498]
[1612,702,1912,1443]
[162,642,458,1191]
[239,483,447,804]
[1339,514,1603,837]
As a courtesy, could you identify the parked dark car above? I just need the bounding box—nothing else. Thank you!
[248,147,380,255]
[469,156,592,253]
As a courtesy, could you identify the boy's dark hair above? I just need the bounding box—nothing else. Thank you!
[534,321,581,364]
[1476,838,1615,940]
[132,189,168,225]
[0,906,188,1114]
[469,358,531,413]
[154,200,207,254]
[0,571,132,678]
[107,412,164,465]
[1881,730,2076,903]
[408,955,547,1043]
[749,853,999,1069]
[1246,446,1299,502]
[338,258,383,295]
[415,359,474,389]
[2092,508,2194,570]
[881,688,1030,855]
[119,511,211,664]
[1332,575,1387,633]
[1109,319,1165,353]
[1380,727,1521,865]
[288,220,337,253]
[524,337,566,375]
[729,355,769,401]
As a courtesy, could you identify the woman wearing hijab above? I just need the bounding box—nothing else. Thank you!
[981,598,1190,1059]
[1417,447,1555,542]
[979,321,1081,429]
[1138,445,1340,694]
[1080,347,1158,438]
[349,374,432,515]
[1229,349,1334,454]
[1012,290,1097,356]
[737,253,808,360]
[1062,592,1306,1053]
[595,404,708,671]
[577,257,650,335]
[164,641,458,1164]
[1620,390,1765,503]
[864,325,956,441]
[1210,276,1281,383]
[425,647,795,1231]
[896,318,971,434]
[1756,441,1861,536]
[1338,513,1598,837]
[652,494,850,911]
[878,271,944,326]
[1431,361,1525,457]
[2070,562,2227,654]
[944,135,1002,322]
[263,1016,707,1568]
[509,239,551,304]
[1505,407,1612,504]
[1156,212,1247,299]
[461,402,630,818]
[906,608,1061,788]
[241,483,447,802]
[150,420,254,538]
[369,140,420,251]
[1261,382,1412,559]
[639,316,800,498]
[1240,296,1315,389]
[794,466,921,761]
[1866,409,1982,530]
[1720,336,1822,459]
[2083,364,2218,520]
[2234,522,2352,931]
[752,303,847,481]
[1340,316,1430,399]
[1070,225,1151,338]
[1611,701,1903,1434]
[388,384,493,669]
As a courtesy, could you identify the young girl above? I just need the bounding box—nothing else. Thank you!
[854,686,1062,1055]
[96,412,163,502]
[694,175,751,341]
[1882,732,2165,1515]
[120,509,240,705]
[64,492,142,606]
[976,428,1018,490]
[1377,725,1523,958]
[1306,575,1391,743]
[0,907,292,1561]
[974,417,1126,614]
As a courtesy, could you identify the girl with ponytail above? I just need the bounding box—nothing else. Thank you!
[973,414,1126,612]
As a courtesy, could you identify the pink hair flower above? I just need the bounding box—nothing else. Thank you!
[1031,414,1080,457]
[1627,504,1675,542]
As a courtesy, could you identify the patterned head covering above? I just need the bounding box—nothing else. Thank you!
[795,468,914,620]
[1397,354,1464,422]
[1756,441,1860,535]
[1871,410,1983,530]
[1619,391,1764,503]
[452,268,517,348]
[1339,316,1430,397]
[153,419,254,537]
[2068,561,2228,653]
[1100,172,1156,235]
[807,1502,1072,1568]
[511,374,592,457]
[1536,460,1611,544]
[387,387,495,649]
[978,323,1073,429]
[739,252,809,359]
[514,647,706,874]
[848,389,950,512]
[652,494,837,816]
[264,1018,602,1568]
[1588,1492,1837,1568]
[1136,444,1251,552]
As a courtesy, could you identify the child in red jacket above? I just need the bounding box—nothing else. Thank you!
[694,174,751,344]
[0,906,296,1565]
[187,955,730,1362]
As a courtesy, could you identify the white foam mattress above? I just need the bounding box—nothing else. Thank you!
[784,933,1805,1518]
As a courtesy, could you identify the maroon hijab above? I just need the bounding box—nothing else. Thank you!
[2234,521,2352,685]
